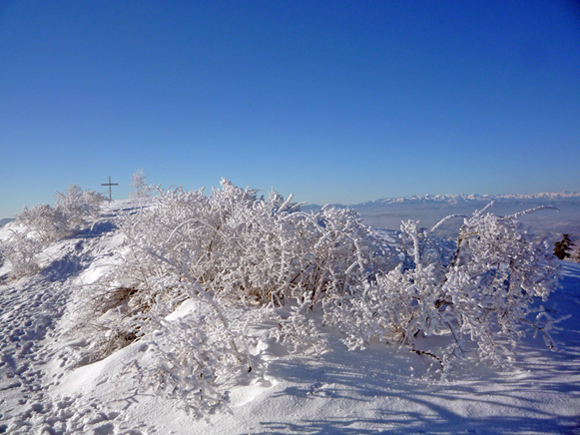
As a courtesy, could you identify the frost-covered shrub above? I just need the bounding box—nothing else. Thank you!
[331,204,560,374]
[1,185,104,279]
[325,217,462,354]
[271,294,328,356]
[16,203,67,243]
[17,185,105,242]
[76,179,396,417]
[135,289,252,419]
[91,179,395,347]
[0,230,43,278]
[54,184,104,228]
[445,206,559,355]
[104,178,393,311]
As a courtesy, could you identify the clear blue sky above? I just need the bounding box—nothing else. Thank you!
[1,0,579,218]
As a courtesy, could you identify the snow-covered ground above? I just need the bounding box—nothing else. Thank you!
[1,199,579,434]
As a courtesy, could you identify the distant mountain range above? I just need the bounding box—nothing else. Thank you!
[302,192,580,210]
[302,191,580,235]
[358,191,580,206]
[0,218,15,228]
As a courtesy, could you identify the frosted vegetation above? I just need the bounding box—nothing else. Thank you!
[0,185,103,278]
[0,176,564,419]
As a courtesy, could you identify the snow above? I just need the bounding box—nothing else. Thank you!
[1,199,580,434]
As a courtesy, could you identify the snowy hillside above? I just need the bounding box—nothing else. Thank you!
[1,184,580,434]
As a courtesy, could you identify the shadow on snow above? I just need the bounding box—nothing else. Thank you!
[255,264,580,434]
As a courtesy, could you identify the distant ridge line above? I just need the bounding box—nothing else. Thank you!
[360,191,580,206]
[0,218,15,227]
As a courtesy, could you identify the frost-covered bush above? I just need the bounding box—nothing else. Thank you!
[116,281,250,419]
[76,179,395,417]
[16,203,67,243]
[1,185,105,280]
[89,179,395,350]
[102,178,393,311]
[0,230,43,278]
[331,204,560,375]
[271,294,329,356]
[54,184,104,228]
[17,185,105,242]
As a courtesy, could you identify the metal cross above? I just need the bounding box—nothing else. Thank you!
[101,176,119,201]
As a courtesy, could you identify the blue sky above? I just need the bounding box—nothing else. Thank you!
[1,1,579,218]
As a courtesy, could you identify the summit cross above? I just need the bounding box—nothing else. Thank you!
[101,176,119,201]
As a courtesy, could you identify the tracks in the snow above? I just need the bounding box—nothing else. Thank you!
[0,231,156,434]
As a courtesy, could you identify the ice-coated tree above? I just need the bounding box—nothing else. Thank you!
[129,169,153,198]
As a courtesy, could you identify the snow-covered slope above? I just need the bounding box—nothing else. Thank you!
[1,201,580,434]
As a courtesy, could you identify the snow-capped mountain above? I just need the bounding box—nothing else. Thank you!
[360,191,580,206]
[302,192,580,236]
[351,192,580,237]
